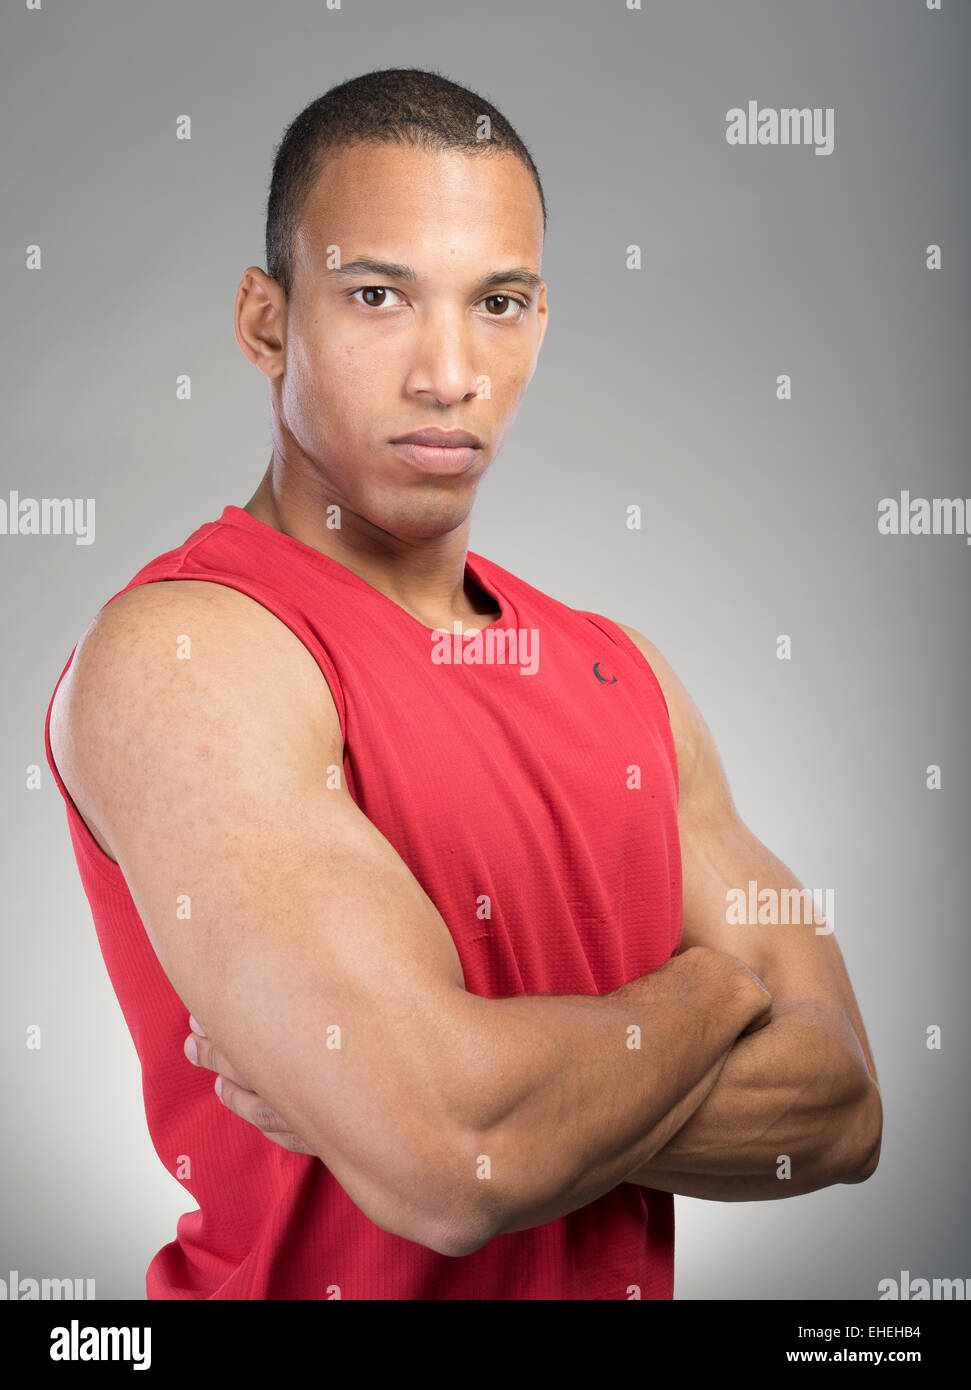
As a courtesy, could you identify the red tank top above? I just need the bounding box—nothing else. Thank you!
[43,504,682,1300]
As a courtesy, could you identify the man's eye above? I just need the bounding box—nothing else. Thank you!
[479,294,527,319]
[352,286,405,308]
[350,287,527,318]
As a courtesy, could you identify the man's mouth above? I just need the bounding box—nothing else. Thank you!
[389,427,483,477]
[391,427,482,448]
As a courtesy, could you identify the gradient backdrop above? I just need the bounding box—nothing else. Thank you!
[2,0,968,1299]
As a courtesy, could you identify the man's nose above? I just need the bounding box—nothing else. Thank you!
[403,315,482,405]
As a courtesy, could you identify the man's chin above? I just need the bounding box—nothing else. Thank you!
[360,488,480,545]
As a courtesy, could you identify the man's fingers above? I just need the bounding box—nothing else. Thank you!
[181,1018,315,1153]
[183,1031,254,1090]
[214,1075,313,1153]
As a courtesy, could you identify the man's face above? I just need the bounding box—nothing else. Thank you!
[268,141,547,542]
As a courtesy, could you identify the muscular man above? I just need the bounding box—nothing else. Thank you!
[45,68,881,1300]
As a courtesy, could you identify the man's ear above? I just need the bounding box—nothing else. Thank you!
[234,266,287,380]
[535,281,549,354]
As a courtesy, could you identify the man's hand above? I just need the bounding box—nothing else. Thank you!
[721,956,773,1035]
[184,1017,314,1155]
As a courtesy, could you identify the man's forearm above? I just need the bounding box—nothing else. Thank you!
[447,946,770,1246]
[623,1000,882,1201]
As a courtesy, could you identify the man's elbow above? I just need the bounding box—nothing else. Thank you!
[421,1131,506,1256]
[424,1208,498,1258]
[841,1077,883,1185]
[349,1125,503,1258]
[359,1196,493,1259]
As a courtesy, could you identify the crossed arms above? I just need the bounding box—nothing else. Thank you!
[50,581,881,1256]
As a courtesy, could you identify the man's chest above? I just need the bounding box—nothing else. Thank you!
[337,647,683,995]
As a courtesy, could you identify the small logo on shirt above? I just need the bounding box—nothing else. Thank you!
[593,661,617,684]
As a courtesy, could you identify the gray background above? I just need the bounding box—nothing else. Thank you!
[2,0,968,1299]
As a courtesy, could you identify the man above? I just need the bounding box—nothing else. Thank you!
[45,68,881,1300]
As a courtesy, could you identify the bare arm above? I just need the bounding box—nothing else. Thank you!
[52,581,771,1254]
[614,624,882,1200]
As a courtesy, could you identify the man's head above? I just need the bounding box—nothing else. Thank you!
[235,68,549,545]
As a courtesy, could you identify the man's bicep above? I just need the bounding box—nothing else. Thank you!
[60,582,474,1240]
[614,619,877,1080]
[670,674,878,1077]
[683,813,880,1088]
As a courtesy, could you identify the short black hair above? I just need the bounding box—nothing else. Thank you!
[265,67,547,297]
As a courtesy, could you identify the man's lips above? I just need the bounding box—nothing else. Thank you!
[390,428,483,448]
[389,427,483,477]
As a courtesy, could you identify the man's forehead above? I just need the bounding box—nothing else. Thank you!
[295,142,543,267]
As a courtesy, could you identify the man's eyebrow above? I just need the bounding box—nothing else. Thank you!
[329,258,542,294]
[478,267,543,294]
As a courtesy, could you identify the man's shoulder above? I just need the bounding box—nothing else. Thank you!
[611,621,670,685]
[606,620,709,799]
[55,582,333,783]
[70,578,284,675]
[51,576,342,862]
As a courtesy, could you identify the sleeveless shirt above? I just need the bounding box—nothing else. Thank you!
[43,503,682,1300]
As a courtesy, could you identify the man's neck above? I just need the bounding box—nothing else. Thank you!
[242,472,500,633]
